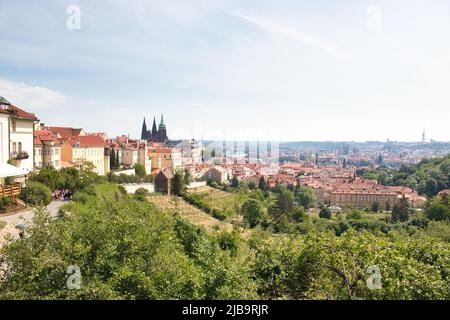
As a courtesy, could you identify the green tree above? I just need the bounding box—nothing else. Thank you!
[133,163,146,178]
[20,181,52,206]
[292,231,449,300]
[258,177,267,192]
[115,151,120,169]
[269,189,295,218]
[109,148,116,170]
[231,176,239,188]
[171,170,186,196]
[296,186,317,209]
[425,197,450,221]
[183,168,193,187]
[371,202,380,213]
[391,196,411,222]
[241,198,265,228]
[319,207,332,219]
[28,167,64,191]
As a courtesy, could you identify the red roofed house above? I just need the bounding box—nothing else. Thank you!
[46,126,110,176]
[34,130,62,170]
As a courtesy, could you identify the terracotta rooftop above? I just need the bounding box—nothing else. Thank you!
[69,135,108,148]
[0,103,38,121]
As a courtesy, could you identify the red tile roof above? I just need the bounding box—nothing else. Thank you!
[0,104,38,120]
[69,135,108,148]
[34,130,61,146]
[46,126,83,140]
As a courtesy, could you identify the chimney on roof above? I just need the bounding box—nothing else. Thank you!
[40,123,45,130]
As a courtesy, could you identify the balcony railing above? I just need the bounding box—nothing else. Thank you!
[0,183,21,198]
[11,151,29,160]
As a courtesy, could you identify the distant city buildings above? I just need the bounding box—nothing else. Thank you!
[0,94,447,203]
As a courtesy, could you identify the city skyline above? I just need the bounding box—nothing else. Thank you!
[1,0,450,142]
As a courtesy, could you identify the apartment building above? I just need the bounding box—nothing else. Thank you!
[70,135,109,176]
[329,189,399,209]
[0,96,38,173]
[148,146,182,171]
[34,130,61,169]
[46,126,110,176]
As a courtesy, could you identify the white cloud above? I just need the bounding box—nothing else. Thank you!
[225,9,351,63]
[0,78,67,109]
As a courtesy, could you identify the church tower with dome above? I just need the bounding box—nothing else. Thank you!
[141,114,168,143]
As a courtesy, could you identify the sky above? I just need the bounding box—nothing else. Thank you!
[0,0,449,142]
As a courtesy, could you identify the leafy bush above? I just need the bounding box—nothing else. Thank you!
[0,197,13,212]
[346,209,364,220]
[292,207,308,223]
[216,230,241,256]
[72,191,92,204]
[347,219,391,234]
[319,207,332,219]
[211,208,227,221]
[135,187,149,196]
[117,185,127,195]
[133,163,146,178]
[20,181,51,206]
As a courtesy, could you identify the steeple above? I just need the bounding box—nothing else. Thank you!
[159,114,166,129]
[152,117,157,134]
[141,117,147,140]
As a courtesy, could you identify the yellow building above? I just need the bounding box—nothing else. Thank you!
[148,146,181,171]
[45,127,109,176]
[70,135,109,176]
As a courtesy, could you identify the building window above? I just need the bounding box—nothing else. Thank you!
[11,120,16,132]
[12,142,17,153]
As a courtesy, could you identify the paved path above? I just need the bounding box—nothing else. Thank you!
[0,201,65,248]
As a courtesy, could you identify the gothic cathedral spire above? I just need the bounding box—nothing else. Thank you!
[152,117,157,134]
[141,117,147,140]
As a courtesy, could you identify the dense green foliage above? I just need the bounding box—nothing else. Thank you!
[2,155,450,300]
[241,198,265,228]
[107,172,154,184]
[295,186,317,209]
[133,164,146,178]
[362,154,450,197]
[20,181,52,206]
[319,207,332,219]
[1,183,449,300]
[28,162,101,193]
[0,193,257,299]
[0,197,13,212]
[425,195,450,222]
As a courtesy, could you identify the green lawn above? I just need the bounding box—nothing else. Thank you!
[94,183,120,198]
